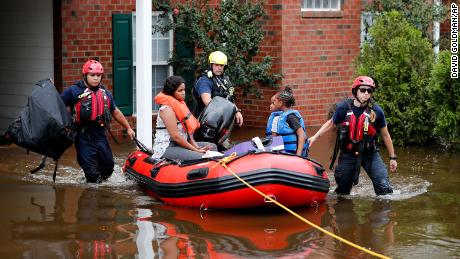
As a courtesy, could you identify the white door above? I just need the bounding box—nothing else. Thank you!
[0,0,54,133]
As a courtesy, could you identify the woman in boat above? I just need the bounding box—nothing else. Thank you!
[152,76,217,161]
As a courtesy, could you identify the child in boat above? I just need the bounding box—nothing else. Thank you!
[266,94,281,136]
[266,87,308,157]
[152,76,217,160]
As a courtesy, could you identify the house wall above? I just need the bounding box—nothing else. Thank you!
[240,0,362,128]
[61,1,136,135]
[61,0,135,91]
[0,0,54,133]
[60,0,362,134]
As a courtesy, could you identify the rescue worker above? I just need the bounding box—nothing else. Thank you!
[61,60,135,183]
[193,51,243,127]
[153,76,217,160]
[266,87,308,157]
[308,76,397,195]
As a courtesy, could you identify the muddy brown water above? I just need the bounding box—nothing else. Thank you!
[0,127,459,258]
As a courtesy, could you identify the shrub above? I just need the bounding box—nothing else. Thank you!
[356,11,435,146]
[429,50,460,147]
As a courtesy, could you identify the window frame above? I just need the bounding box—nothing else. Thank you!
[301,0,341,12]
[132,11,174,113]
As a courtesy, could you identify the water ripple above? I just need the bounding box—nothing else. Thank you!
[326,173,431,201]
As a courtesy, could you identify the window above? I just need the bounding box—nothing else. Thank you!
[301,0,340,11]
[132,12,173,112]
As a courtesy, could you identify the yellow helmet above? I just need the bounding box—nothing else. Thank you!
[208,51,227,65]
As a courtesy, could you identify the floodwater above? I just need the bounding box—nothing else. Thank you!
[0,127,459,258]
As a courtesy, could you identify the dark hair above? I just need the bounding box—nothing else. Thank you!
[277,87,296,107]
[162,76,185,96]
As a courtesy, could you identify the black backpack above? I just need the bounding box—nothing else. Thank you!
[4,79,75,181]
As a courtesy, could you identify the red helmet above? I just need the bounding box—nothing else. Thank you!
[352,76,375,90]
[82,60,104,75]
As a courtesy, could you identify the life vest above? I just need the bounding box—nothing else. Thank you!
[193,72,235,116]
[205,71,235,102]
[74,87,111,127]
[339,101,378,152]
[154,92,200,134]
[275,110,308,156]
[266,111,282,136]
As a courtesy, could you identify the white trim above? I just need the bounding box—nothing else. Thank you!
[135,0,153,148]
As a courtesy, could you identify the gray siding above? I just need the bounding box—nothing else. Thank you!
[0,0,53,133]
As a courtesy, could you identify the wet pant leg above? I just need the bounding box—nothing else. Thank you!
[75,135,114,183]
[95,139,115,181]
[362,152,393,195]
[334,152,357,195]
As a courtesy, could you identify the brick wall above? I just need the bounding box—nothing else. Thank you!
[59,0,363,135]
[61,0,135,90]
[239,0,362,128]
[61,0,136,135]
[237,0,283,128]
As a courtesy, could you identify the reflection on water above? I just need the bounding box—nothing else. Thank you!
[1,127,460,258]
[326,197,396,257]
[133,205,327,258]
[8,187,136,258]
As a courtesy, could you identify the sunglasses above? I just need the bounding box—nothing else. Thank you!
[358,88,374,94]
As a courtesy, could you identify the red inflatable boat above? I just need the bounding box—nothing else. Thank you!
[123,150,330,209]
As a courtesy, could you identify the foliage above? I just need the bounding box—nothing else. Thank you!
[356,11,435,146]
[153,0,281,101]
[365,0,447,46]
[428,51,460,147]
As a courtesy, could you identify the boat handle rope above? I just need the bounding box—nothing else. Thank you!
[214,152,391,259]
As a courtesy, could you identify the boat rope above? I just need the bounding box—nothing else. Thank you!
[214,152,391,259]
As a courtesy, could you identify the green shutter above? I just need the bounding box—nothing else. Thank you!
[175,29,195,108]
[112,14,133,115]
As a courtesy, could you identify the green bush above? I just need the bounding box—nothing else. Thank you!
[429,51,460,147]
[356,11,435,146]
[365,0,447,46]
[153,0,281,101]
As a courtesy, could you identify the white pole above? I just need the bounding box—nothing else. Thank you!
[434,0,441,57]
[136,0,153,148]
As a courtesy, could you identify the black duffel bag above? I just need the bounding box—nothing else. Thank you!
[4,79,75,180]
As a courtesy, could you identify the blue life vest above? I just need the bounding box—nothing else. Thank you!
[268,110,308,156]
[266,111,282,136]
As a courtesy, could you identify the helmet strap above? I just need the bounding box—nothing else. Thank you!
[353,92,369,107]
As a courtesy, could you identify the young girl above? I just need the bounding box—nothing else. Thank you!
[152,76,217,161]
[266,94,282,136]
[266,87,308,157]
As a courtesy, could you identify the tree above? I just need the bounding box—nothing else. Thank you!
[356,11,435,146]
[153,0,281,107]
[429,51,460,148]
[365,0,447,47]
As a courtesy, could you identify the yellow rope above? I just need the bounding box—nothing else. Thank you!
[215,153,391,259]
